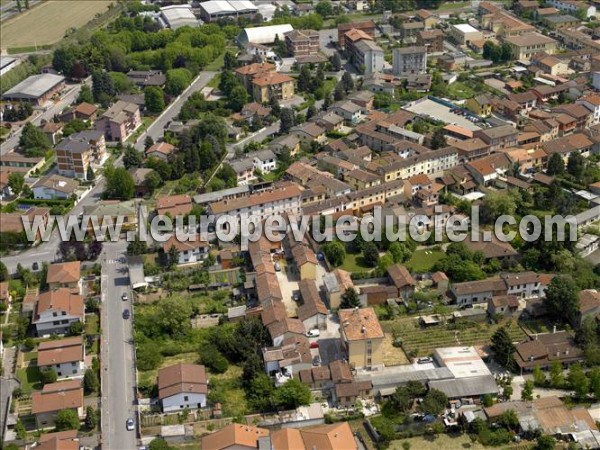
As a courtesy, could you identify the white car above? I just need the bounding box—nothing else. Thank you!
[126,418,135,431]
[306,329,320,337]
[121,293,128,301]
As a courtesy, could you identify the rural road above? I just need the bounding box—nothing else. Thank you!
[100,242,137,450]
[0,0,41,23]
[1,79,88,156]
[134,70,217,151]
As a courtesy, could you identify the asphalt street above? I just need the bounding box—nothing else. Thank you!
[100,242,137,450]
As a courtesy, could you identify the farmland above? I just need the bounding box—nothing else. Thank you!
[0,0,113,50]
[382,316,526,357]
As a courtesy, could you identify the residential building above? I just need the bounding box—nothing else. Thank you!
[231,102,272,126]
[82,200,138,231]
[235,62,276,90]
[42,122,64,145]
[46,261,81,293]
[37,336,85,379]
[542,133,594,161]
[478,1,536,37]
[448,24,483,45]
[392,46,427,76]
[513,331,584,371]
[415,9,439,29]
[323,269,354,309]
[339,307,384,369]
[290,239,318,280]
[2,73,65,106]
[474,125,518,151]
[329,100,363,125]
[201,424,270,450]
[158,363,208,412]
[531,53,569,75]
[467,94,493,117]
[252,72,295,103]
[146,142,175,161]
[400,21,424,40]
[417,29,444,53]
[504,33,558,60]
[546,0,595,17]
[33,288,84,336]
[577,289,600,327]
[0,207,50,246]
[126,70,166,88]
[162,235,209,265]
[291,122,327,144]
[55,130,106,180]
[156,194,193,217]
[0,151,45,175]
[541,14,579,29]
[337,20,376,48]
[298,279,328,331]
[35,431,80,450]
[209,182,302,223]
[32,380,83,429]
[284,29,319,56]
[576,94,600,125]
[95,101,141,142]
[33,175,79,200]
[352,39,385,75]
[387,264,415,300]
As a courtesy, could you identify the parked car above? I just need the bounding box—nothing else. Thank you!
[32,262,39,271]
[126,418,135,431]
[310,341,319,349]
[274,262,281,272]
[121,293,128,301]
[306,329,320,337]
[312,355,321,366]
[123,309,130,319]
[292,291,300,302]
[417,357,432,364]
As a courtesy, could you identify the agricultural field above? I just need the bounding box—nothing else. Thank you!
[382,316,526,357]
[0,0,112,50]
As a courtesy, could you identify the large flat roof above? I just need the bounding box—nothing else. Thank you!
[3,73,65,100]
[453,23,480,34]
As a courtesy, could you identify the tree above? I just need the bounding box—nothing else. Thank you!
[248,373,276,411]
[137,343,163,370]
[123,146,143,169]
[91,70,116,106]
[535,435,556,450]
[41,368,58,385]
[165,68,192,96]
[567,363,589,398]
[315,0,334,17]
[87,165,95,181]
[77,85,94,104]
[521,380,534,401]
[275,378,311,409]
[533,365,546,386]
[69,321,84,335]
[341,287,361,309]
[223,51,236,71]
[167,245,180,269]
[418,388,448,415]
[567,152,586,179]
[491,327,516,371]
[544,276,579,326]
[279,107,295,134]
[498,409,519,431]
[149,438,174,450]
[430,128,447,150]
[547,153,564,175]
[85,406,97,429]
[8,172,25,196]
[389,242,411,263]
[0,262,7,282]
[331,53,342,71]
[322,241,345,267]
[334,82,345,101]
[104,166,135,199]
[298,65,312,92]
[55,409,80,431]
[362,242,380,267]
[83,368,99,394]
[341,71,354,93]
[549,360,564,388]
[127,235,148,255]
[145,86,165,114]
[145,136,155,151]
[199,344,229,374]
[19,122,50,156]
[227,85,249,112]
[306,104,317,120]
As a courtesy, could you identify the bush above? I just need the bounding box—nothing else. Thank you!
[199,344,229,374]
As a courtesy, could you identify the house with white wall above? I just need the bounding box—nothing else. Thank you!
[158,363,208,413]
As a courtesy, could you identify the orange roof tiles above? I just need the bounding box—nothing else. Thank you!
[339,307,384,341]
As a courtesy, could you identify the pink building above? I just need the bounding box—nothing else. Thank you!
[96,101,141,143]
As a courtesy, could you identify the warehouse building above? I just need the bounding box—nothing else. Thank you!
[237,24,294,47]
[2,73,65,106]
[160,5,198,29]
[199,0,258,23]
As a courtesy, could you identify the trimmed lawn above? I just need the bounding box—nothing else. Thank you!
[340,253,372,274]
[405,249,445,272]
[17,365,43,394]
[23,352,37,363]
[448,82,476,100]
[85,314,99,335]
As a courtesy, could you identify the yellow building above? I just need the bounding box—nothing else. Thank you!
[467,94,493,117]
[291,242,318,280]
[251,72,295,103]
[504,32,557,60]
[339,307,384,369]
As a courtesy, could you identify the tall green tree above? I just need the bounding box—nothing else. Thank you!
[165,68,192,96]
[491,327,516,370]
[340,287,361,309]
[341,71,354,93]
[362,242,380,267]
[145,86,165,114]
[567,152,586,179]
[19,122,50,156]
[521,380,534,401]
[275,378,311,409]
[77,85,94,104]
[55,409,80,431]
[322,241,345,267]
[544,276,579,326]
[567,363,589,398]
[279,107,295,134]
[546,153,564,175]
[8,172,25,196]
[104,166,135,199]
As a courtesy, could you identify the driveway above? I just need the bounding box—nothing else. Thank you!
[276,264,299,317]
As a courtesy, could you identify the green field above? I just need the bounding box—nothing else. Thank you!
[340,253,372,273]
[383,317,526,357]
[405,249,445,272]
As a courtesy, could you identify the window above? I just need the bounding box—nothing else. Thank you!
[184,396,189,402]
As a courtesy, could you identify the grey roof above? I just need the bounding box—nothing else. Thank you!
[3,74,64,100]
[55,130,104,153]
[0,56,17,70]
[228,158,254,173]
[355,39,384,53]
[228,305,247,319]
[428,375,499,398]
[193,185,250,205]
[575,206,600,226]
[356,366,453,390]
[160,5,198,29]
[395,46,427,54]
[251,149,276,162]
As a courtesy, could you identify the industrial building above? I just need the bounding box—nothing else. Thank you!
[159,5,198,29]
[2,73,65,106]
[237,24,294,46]
[198,0,258,23]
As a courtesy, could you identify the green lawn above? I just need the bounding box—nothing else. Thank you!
[23,352,37,363]
[448,82,476,100]
[208,73,221,89]
[405,249,445,272]
[85,314,99,335]
[17,365,43,394]
[126,116,154,144]
[205,46,237,71]
[437,1,470,10]
[340,253,372,274]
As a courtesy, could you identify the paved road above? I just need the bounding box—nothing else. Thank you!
[0,0,41,22]
[1,79,88,155]
[100,242,137,450]
[134,71,217,151]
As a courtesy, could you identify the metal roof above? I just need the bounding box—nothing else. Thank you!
[3,74,65,99]
[238,24,294,45]
[160,5,198,29]
[428,375,499,398]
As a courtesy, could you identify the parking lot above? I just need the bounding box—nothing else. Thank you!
[404,98,483,131]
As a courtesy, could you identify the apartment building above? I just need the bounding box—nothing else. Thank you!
[392,46,427,76]
[375,146,458,181]
[504,33,557,60]
[96,101,141,142]
[474,124,518,151]
[208,182,302,223]
[417,29,444,53]
[284,29,320,56]
[46,261,81,293]
[478,1,536,37]
[350,38,385,75]
[33,288,84,336]
[546,0,596,17]
[337,20,376,48]
[339,307,384,369]
[235,62,276,90]
[252,72,295,103]
[55,130,106,180]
